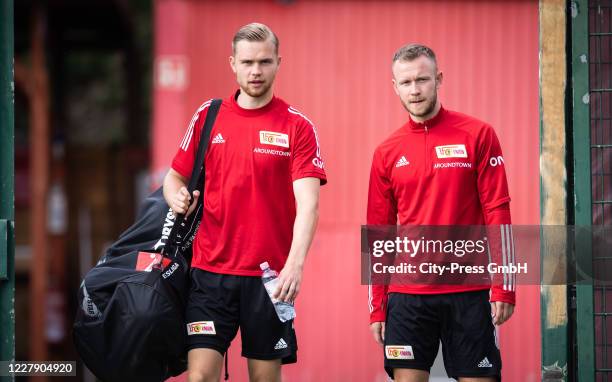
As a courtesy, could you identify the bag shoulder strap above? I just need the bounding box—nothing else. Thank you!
[187,98,222,192]
[164,98,222,251]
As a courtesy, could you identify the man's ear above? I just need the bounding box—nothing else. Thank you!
[229,55,237,74]
[392,78,400,96]
[436,71,443,88]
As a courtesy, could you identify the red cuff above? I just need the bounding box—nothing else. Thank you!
[490,287,516,305]
[369,310,386,324]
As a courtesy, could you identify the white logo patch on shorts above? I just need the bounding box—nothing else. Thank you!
[260,131,289,148]
[274,338,288,350]
[435,144,468,158]
[187,321,216,335]
[385,345,414,360]
[478,357,493,368]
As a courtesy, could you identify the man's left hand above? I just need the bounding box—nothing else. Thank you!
[491,301,515,326]
[274,262,303,303]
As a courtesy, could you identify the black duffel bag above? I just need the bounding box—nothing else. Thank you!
[73,99,221,381]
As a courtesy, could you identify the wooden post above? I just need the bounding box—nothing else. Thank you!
[540,0,569,380]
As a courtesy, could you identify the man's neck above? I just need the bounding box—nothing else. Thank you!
[236,90,273,110]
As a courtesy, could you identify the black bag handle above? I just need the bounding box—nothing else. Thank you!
[165,98,222,250]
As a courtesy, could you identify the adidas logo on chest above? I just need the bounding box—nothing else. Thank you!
[212,133,225,144]
[395,156,410,168]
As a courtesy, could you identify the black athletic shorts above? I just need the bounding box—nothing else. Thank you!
[384,290,501,381]
[185,268,297,363]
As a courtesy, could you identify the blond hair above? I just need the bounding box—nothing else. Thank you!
[232,22,279,55]
[392,44,437,70]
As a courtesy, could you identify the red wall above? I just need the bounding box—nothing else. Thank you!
[153,1,541,380]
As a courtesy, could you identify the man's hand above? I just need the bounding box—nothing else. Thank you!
[491,301,515,326]
[370,322,385,346]
[169,186,200,217]
[274,261,303,303]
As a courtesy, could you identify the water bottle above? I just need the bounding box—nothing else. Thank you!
[260,262,296,322]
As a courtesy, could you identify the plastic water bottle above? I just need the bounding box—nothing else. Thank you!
[260,262,296,322]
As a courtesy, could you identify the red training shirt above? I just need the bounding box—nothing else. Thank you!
[172,91,327,276]
[367,106,515,323]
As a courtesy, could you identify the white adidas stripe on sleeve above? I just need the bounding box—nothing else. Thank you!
[288,107,322,158]
[179,100,213,151]
[500,224,516,292]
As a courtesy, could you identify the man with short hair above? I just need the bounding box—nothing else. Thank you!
[164,22,326,382]
[367,44,515,382]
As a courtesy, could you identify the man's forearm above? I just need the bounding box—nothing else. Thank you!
[274,177,321,302]
[285,205,319,268]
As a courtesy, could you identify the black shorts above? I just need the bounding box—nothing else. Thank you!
[384,290,501,381]
[185,268,297,363]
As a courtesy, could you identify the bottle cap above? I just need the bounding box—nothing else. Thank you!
[259,262,269,270]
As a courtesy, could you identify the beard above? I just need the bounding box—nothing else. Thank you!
[402,92,438,120]
[242,80,273,98]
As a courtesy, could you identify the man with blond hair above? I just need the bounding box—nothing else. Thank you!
[164,23,326,382]
[367,44,515,381]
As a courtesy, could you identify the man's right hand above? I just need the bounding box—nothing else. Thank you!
[370,321,385,346]
[169,186,200,217]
